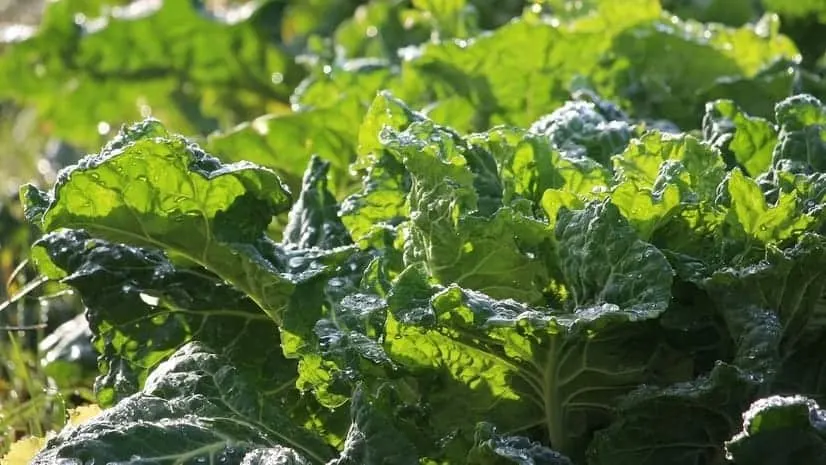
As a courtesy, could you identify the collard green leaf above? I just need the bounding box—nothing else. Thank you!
[555,201,674,315]
[390,3,654,132]
[696,58,804,124]
[283,156,353,250]
[384,200,674,461]
[725,395,826,465]
[591,207,826,465]
[291,0,799,137]
[588,363,755,465]
[339,152,409,247]
[23,120,353,325]
[30,229,295,409]
[601,13,797,128]
[702,234,826,372]
[703,99,778,177]
[339,91,418,245]
[528,99,633,166]
[327,385,419,465]
[292,59,396,113]
[383,120,550,303]
[772,94,826,174]
[609,181,680,241]
[724,168,814,247]
[472,126,611,207]
[609,132,727,242]
[378,0,798,131]
[294,262,397,408]
[613,132,727,204]
[468,422,575,465]
[605,235,826,465]
[32,342,336,465]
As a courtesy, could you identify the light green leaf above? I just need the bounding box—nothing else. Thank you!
[703,99,778,176]
[23,120,352,325]
[726,168,814,245]
[384,201,673,461]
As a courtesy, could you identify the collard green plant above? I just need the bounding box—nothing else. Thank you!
[19,89,826,463]
[10,0,826,464]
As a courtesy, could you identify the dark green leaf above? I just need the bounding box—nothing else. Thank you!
[32,342,335,465]
[725,395,826,465]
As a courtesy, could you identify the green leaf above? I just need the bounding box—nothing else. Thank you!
[32,342,336,465]
[339,152,409,247]
[725,395,826,465]
[609,131,728,242]
[23,120,353,325]
[609,181,680,241]
[339,92,418,245]
[697,58,803,123]
[702,234,826,374]
[588,363,756,465]
[528,99,633,167]
[468,422,574,465]
[383,120,550,303]
[472,126,611,206]
[328,385,419,465]
[703,99,778,176]
[284,156,353,250]
[614,132,727,204]
[772,94,826,174]
[293,59,396,112]
[591,216,826,465]
[294,277,396,408]
[540,189,586,231]
[384,201,674,461]
[601,13,797,127]
[30,230,310,414]
[555,201,674,313]
[725,168,814,246]
[389,3,658,131]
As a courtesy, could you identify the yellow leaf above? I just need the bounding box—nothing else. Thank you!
[68,404,102,425]
[1,436,46,465]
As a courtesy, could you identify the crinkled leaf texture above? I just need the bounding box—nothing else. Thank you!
[31,342,335,464]
[21,56,826,464]
[30,228,296,408]
[383,200,674,462]
[31,343,419,465]
[468,422,575,465]
[23,119,354,325]
[725,395,826,465]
